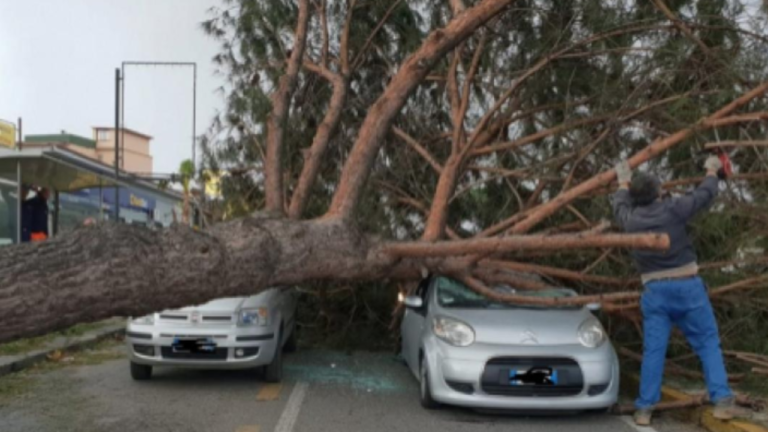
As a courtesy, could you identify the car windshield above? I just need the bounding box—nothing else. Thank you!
[435,276,579,310]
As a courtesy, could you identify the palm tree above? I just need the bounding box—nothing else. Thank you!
[178,159,195,225]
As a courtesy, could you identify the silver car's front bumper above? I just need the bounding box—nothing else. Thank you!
[126,323,279,370]
[424,335,620,410]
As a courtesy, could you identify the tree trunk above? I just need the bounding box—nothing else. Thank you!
[0,218,393,344]
[0,217,669,344]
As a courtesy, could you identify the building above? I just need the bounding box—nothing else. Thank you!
[93,127,153,174]
[25,127,153,175]
[0,145,184,246]
[0,127,184,243]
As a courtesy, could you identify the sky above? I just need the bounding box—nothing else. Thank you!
[0,0,226,175]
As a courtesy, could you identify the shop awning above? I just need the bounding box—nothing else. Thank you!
[0,146,182,203]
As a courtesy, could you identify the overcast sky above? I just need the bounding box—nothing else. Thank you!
[0,0,225,175]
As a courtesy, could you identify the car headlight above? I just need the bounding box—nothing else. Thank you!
[433,316,475,347]
[131,315,154,325]
[578,318,606,348]
[239,307,269,327]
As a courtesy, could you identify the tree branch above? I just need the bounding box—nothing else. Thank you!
[392,127,443,173]
[326,0,518,221]
[288,61,349,219]
[351,0,404,71]
[704,140,768,149]
[508,80,768,234]
[264,0,311,214]
[384,232,670,258]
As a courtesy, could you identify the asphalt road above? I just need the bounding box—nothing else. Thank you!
[0,343,705,432]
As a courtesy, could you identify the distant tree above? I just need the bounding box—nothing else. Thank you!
[178,159,196,224]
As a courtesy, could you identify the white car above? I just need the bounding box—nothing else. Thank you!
[126,287,297,382]
[401,276,619,412]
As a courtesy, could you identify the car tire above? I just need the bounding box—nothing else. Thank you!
[130,361,152,381]
[419,359,440,410]
[283,325,298,353]
[264,333,284,383]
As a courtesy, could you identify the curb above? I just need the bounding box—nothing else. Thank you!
[623,373,768,432]
[0,323,126,378]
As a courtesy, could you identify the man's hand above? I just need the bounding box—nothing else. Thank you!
[704,155,722,177]
[615,160,632,189]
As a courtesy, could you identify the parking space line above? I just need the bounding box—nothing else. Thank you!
[274,382,308,432]
[256,383,284,401]
[235,426,261,432]
[621,416,660,432]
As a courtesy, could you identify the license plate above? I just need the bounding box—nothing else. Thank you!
[172,338,217,354]
[509,367,558,386]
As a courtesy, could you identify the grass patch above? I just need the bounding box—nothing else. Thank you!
[0,322,112,356]
[0,337,124,405]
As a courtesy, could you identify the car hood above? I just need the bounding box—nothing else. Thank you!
[173,297,248,313]
[440,308,595,346]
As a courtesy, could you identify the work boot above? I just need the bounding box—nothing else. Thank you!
[634,408,653,426]
[713,397,752,420]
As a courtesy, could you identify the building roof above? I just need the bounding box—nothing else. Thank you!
[92,126,153,140]
[25,133,96,149]
[0,145,181,202]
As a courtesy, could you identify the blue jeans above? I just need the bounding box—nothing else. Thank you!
[636,276,732,409]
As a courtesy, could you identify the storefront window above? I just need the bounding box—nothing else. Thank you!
[58,188,104,234]
[0,181,18,245]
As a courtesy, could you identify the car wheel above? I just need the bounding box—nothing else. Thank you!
[283,325,298,353]
[264,333,284,383]
[419,359,440,410]
[130,361,152,381]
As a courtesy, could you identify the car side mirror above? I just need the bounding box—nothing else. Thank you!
[404,296,424,309]
[586,302,602,312]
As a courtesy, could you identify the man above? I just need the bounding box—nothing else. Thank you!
[21,186,50,242]
[613,156,746,426]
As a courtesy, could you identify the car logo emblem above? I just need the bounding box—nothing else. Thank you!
[190,311,200,324]
[520,329,539,344]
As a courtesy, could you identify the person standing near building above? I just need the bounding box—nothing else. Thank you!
[21,186,50,242]
[612,156,748,426]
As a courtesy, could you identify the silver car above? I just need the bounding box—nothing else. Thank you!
[400,276,619,411]
[126,287,297,382]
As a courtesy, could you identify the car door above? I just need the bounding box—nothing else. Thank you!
[401,277,431,377]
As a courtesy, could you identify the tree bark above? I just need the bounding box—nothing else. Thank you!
[326,0,517,221]
[264,0,311,214]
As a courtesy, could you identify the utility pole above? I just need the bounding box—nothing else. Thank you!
[114,68,121,222]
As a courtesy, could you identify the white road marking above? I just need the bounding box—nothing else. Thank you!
[621,415,660,432]
[274,382,308,432]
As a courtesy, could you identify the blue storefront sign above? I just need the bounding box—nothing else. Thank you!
[101,188,156,213]
[61,188,156,214]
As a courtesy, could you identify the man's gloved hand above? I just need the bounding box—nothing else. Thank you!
[704,155,723,173]
[615,160,632,185]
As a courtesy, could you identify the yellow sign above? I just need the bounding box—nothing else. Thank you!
[204,170,222,199]
[0,121,16,148]
[130,194,148,208]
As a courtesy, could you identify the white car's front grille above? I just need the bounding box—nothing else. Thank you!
[157,313,235,325]
[159,334,228,339]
